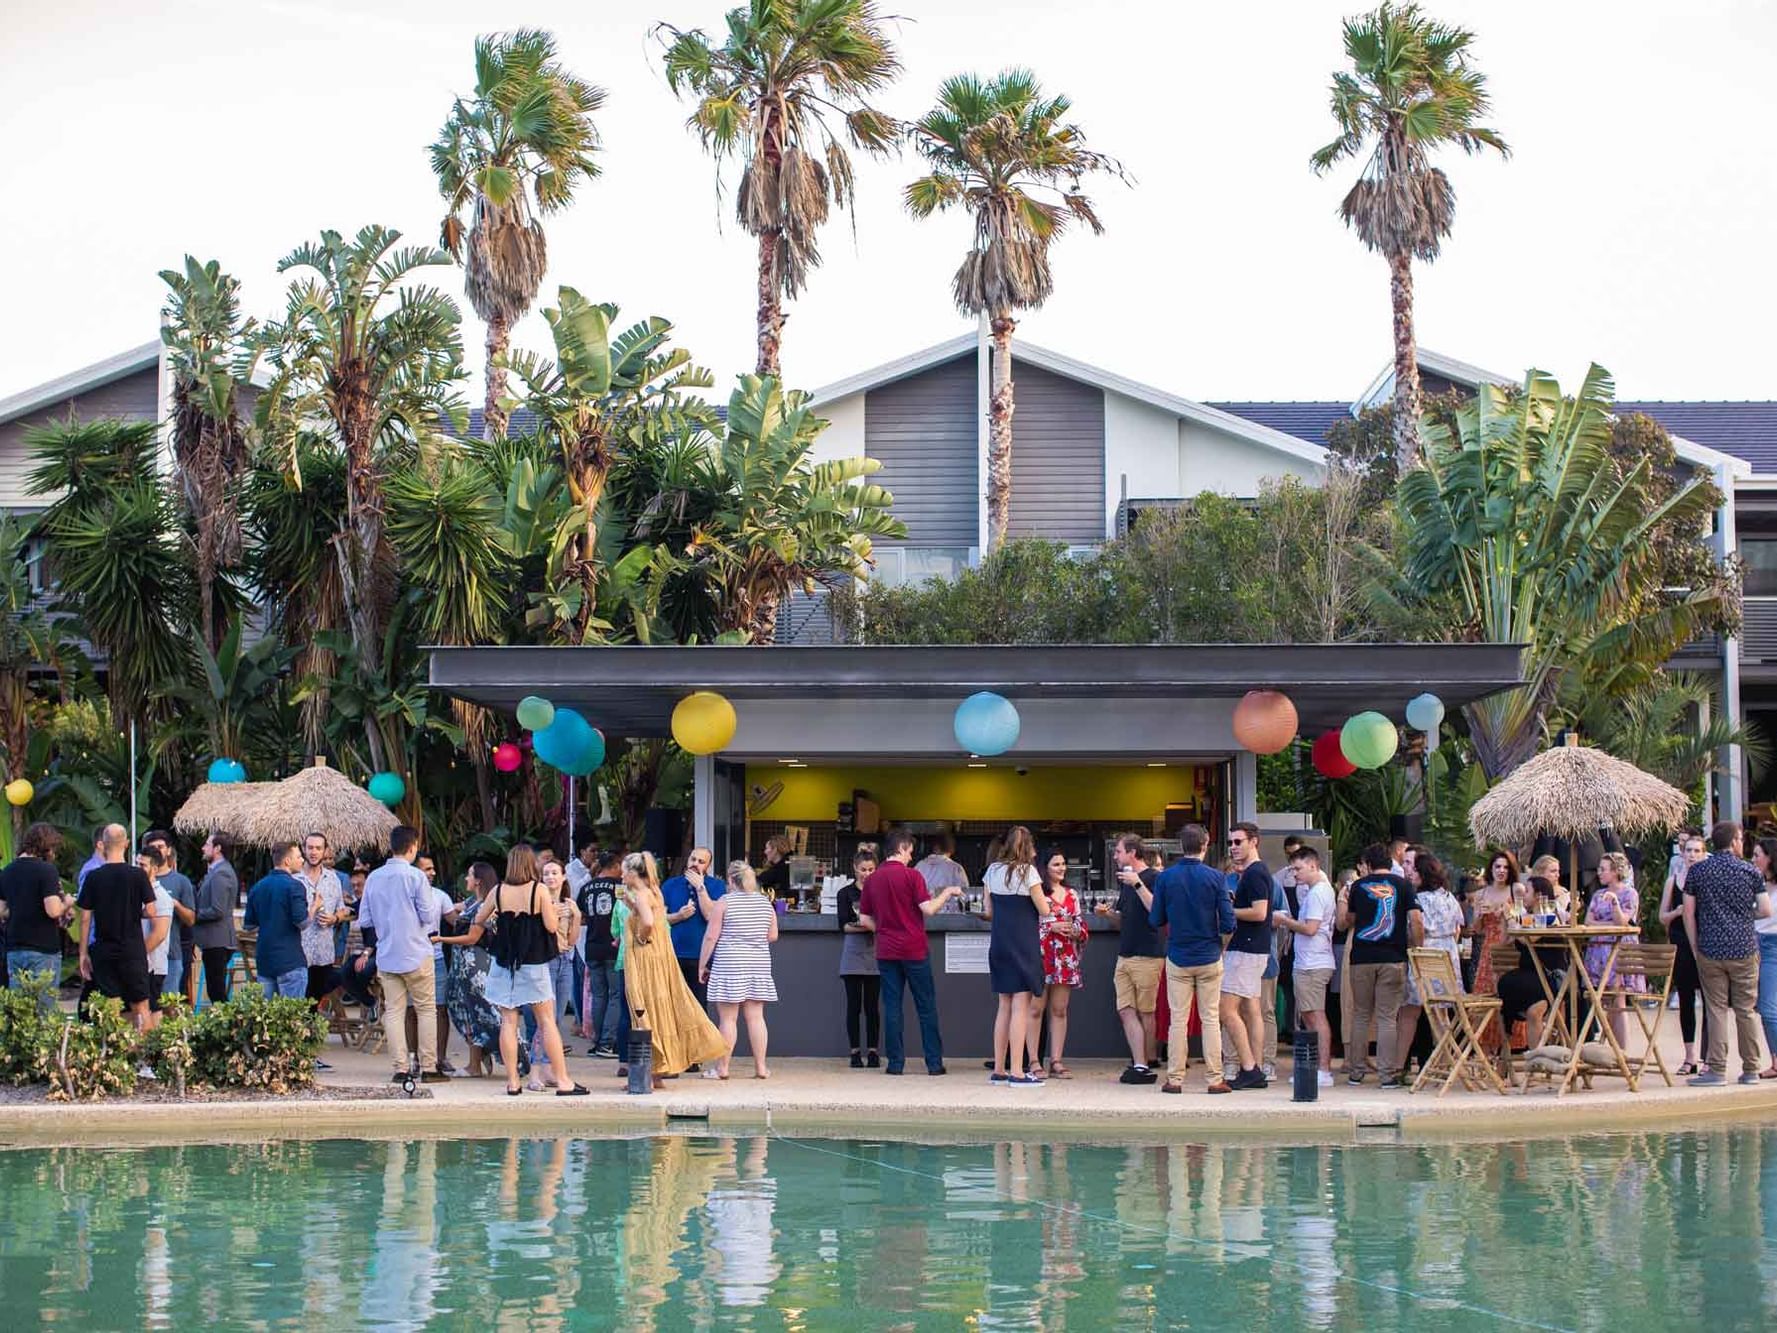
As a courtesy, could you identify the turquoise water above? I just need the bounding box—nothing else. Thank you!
[3,1124,1776,1329]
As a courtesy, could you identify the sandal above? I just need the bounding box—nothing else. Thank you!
[1760,1067,1777,1080]
[506,1085,522,1096]
[1049,1062,1073,1079]
[1677,1061,1700,1077]
[555,1083,590,1097]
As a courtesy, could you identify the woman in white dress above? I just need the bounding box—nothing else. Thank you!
[698,860,780,1080]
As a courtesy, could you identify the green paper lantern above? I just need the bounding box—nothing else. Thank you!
[1340,711,1399,770]
[516,695,555,731]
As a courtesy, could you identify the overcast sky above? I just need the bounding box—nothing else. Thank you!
[4,0,1774,408]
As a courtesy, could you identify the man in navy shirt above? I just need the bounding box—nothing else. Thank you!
[244,841,311,1000]
[1150,824,1236,1095]
[660,847,725,1008]
[1219,822,1274,1090]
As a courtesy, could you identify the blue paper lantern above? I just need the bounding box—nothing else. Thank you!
[207,757,246,784]
[535,707,605,776]
[516,695,555,731]
[367,771,406,806]
[1405,692,1446,734]
[954,691,1021,757]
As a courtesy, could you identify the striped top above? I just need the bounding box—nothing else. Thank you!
[707,891,779,1004]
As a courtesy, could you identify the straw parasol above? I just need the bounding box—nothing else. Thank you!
[1468,735,1691,848]
[174,760,399,851]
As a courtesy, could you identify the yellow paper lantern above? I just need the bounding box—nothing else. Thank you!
[672,691,737,755]
[4,778,32,807]
[1231,690,1298,755]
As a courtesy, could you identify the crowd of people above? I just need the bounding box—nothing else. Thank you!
[4,814,1776,1096]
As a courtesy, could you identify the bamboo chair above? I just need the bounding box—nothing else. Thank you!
[1410,948,1510,1097]
[1610,943,1676,1088]
[230,931,259,994]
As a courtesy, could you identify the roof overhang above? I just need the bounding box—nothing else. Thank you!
[429,642,1525,742]
[0,342,160,427]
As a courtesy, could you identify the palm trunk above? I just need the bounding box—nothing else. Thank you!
[1388,248,1421,472]
[483,311,511,440]
[986,312,1017,552]
[756,230,783,378]
[336,392,389,771]
[568,436,613,643]
[747,592,780,646]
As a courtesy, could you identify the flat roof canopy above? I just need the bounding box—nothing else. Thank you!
[429,643,1525,738]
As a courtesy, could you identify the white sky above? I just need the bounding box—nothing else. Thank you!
[4,0,1775,407]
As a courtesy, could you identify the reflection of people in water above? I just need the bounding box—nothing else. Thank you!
[360,1140,439,1327]
[621,1136,733,1330]
[706,1137,779,1307]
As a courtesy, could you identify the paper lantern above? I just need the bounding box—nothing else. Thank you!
[1405,692,1446,734]
[535,707,605,775]
[1232,690,1298,755]
[492,742,523,773]
[4,778,32,807]
[207,757,246,785]
[1340,712,1399,770]
[516,695,555,732]
[954,691,1021,757]
[1311,730,1357,780]
[672,692,737,756]
[368,771,406,806]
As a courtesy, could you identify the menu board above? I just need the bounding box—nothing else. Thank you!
[944,934,990,974]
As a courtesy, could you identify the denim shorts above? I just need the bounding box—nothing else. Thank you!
[486,962,552,1010]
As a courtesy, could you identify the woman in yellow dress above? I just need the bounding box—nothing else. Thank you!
[622,851,728,1087]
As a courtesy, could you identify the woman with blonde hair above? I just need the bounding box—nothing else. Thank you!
[698,860,780,1079]
[1583,851,1642,1047]
[984,825,1050,1086]
[1528,855,1572,921]
[461,844,586,1096]
[622,851,728,1088]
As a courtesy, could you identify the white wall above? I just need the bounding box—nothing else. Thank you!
[1103,390,1184,536]
[809,389,866,463]
[1180,419,1323,496]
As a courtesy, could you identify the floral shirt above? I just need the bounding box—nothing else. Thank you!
[1040,886,1088,988]
[1684,853,1761,960]
[298,866,343,967]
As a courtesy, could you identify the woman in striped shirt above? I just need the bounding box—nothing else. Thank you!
[698,860,780,1079]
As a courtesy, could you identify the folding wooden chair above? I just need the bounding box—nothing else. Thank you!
[230,931,259,994]
[1612,943,1676,1088]
[1410,948,1510,1096]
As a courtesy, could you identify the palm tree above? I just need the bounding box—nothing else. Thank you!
[906,69,1121,551]
[1310,2,1508,469]
[687,374,904,641]
[659,0,900,377]
[161,257,254,654]
[254,225,466,770]
[431,29,605,441]
[1575,671,1768,801]
[505,288,715,643]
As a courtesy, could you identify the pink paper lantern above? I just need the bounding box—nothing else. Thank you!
[1232,690,1298,755]
[492,742,523,773]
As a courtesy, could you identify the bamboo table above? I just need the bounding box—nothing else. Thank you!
[1504,923,1640,1096]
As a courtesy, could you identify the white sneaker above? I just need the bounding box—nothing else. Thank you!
[1262,1063,1276,1081]
[1317,1071,1335,1088]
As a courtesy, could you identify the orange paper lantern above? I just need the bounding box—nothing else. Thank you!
[1232,690,1298,755]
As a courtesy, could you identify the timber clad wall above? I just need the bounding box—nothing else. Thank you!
[863,353,978,546]
[1005,359,1107,542]
[0,365,159,510]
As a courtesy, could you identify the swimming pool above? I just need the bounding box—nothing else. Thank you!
[2,1124,1774,1329]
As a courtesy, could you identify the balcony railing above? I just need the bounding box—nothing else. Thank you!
[1671,597,1777,665]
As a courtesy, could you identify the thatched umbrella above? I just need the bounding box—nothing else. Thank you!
[174,761,398,852]
[1468,735,1691,849]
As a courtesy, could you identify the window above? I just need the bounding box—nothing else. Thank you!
[871,547,974,589]
[1743,539,1777,597]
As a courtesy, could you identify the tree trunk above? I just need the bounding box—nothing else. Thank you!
[1388,248,1421,472]
[336,389,389,772]
[483,311,511,441]
[756,230,783,379]
[986,312,1017,552]
[747,592,780,645]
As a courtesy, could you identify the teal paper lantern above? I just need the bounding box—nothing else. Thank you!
[954,691,1021,757]
[516,695,555,732]
[367,771,406,806]
[1340,712,1399,770]
[535,707,604,776]
[1405,692,1446,734]
[207,757,246,784]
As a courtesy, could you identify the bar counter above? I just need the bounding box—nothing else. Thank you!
[742,910,1135,1062]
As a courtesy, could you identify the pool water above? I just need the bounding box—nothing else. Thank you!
[3,1124,1776,1329]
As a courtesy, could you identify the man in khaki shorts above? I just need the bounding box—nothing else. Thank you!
[1274,845,1337,1087]
[1103,833,1164,1083]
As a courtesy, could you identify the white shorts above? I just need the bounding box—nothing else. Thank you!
[1221,951,1267,998]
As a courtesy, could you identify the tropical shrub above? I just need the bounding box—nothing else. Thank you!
[46,998,142,1101]
[188,991,326,1094]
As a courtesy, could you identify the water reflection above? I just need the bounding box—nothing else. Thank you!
[1,1124,1775,1329]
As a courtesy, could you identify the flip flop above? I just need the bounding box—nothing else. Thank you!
[555,1084,590,1097]
[506,1086,522,1096]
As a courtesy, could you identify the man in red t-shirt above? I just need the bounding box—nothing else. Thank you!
[859,828,964,1074]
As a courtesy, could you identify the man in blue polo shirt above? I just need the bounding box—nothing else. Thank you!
[1150,823,1236,1095]
[660,847,725,1009]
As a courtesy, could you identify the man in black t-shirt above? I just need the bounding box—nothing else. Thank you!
[577,849,626,1057]
[1104,832,1164,1083]
[1221,822,1275,1090]
[3,822,71,1010]
[76,823,156,1028]
[1336,841,1422,1087]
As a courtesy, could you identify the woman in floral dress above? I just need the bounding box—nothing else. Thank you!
[1470,850,1524,1052]
[1034,848,1087,1078]
[1400,852,1466,1074]
[1583,852,1642,1047]
[438,861,508,1077]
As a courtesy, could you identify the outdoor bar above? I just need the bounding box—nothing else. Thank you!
[429,642,1526,1059]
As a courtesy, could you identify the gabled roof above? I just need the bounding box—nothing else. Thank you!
[807,333,1330,469]
[1210,402,1351,448]
[0,342,160,427]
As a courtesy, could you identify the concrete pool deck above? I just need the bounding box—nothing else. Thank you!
[3,1024,1775,1145]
